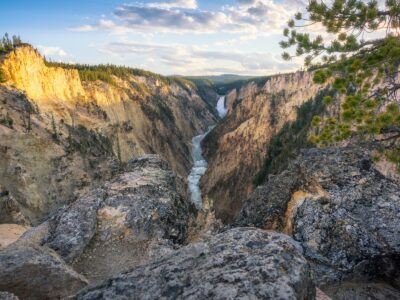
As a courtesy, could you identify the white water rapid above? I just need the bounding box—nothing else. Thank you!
[216,95,227,118]
[187,126,215,209]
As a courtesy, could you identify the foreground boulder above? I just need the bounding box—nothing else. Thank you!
[74,227,315,300]
[43,155,195,282]
[0,244,87,300]
[236,146,400,292]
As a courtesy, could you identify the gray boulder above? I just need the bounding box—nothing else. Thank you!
[73,227,315,300]
[0,244,87,300]
[44,189,105,262]
[323,282,400,300]
[0,292,19,300]
[43,155,195,282]
[236,146,400,288]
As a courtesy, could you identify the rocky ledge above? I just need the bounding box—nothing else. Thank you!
[73,227,314,300]
[0,155,196,298]
[43,154,195,283]
[236,146,400,298]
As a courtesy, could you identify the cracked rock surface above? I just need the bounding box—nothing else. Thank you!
[74,227,315,300]
[236,146,400,295]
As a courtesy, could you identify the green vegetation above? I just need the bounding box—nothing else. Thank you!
[140,97,175,125]
[254,89,330,185]
[0,68,6,83]
[187,74,255,84]
[281,0,400,168]
[66,124,113,158]
[185,74,273,95]
[213,76,272,95]
[51,114,58,141]
[0,33,22,54]
[45,61,195,90]
[0,112,13,128]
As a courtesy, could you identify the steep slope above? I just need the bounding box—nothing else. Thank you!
[201,71,327,223]
[0,45,216,224]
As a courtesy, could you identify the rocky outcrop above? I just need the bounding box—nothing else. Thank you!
[202,71,326,223]
[0,292,19,300]
[323,282,400,300]
[0,46,216,224]
[1,46,85,104]
[73,227,315,300]
[0,243,88,300]
[42,155,194,282]
[236,146,400,295]
[0,186,29,226]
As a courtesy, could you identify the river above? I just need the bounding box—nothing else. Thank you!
[187,95,227,208]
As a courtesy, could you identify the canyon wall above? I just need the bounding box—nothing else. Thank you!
[0,45,216,224]
[201,71,327,223]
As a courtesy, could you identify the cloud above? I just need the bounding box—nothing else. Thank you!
[71,0,301,35]
[100,41,299,75]
[148,0,198,9]
[37,46,67,57]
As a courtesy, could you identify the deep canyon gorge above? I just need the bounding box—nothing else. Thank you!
[0,44,399,300]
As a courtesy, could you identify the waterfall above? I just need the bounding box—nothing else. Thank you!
[216,95,227,118]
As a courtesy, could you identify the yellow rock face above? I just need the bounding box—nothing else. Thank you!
[1,46,85,105]
[0,45,216,224]
[202,71,327,223]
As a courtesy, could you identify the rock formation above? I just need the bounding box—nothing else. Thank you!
[202,71,327,223]
[236,146,400,298]
[0,243,88,299]
[73,228,315,300]
[43,155,194,282]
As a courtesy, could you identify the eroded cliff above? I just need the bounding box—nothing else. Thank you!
[201,71,327,223]
[0,45,216,224]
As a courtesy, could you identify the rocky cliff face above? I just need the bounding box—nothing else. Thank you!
[202,71,326,223]
[0,45,216,224]
[236,146,400,299]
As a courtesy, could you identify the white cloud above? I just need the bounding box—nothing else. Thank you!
[70,24,95,32]
[71,0,302,35]
[37,46,67,57]
[100,41,299,75]
[148,0,198,9]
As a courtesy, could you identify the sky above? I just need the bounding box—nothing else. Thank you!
[0,0,308,76]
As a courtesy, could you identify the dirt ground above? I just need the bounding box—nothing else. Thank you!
[0,224,30,249]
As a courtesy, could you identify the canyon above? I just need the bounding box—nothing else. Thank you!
[0,45,216,224]
[0,45,399,300]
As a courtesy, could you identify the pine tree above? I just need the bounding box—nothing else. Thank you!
[51,114,58,141]
[12,35,22,47]
[281,0,400,168]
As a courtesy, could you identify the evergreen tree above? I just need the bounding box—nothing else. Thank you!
[51,114,58,141]
[281,0,400,168]
[12,35,22,47]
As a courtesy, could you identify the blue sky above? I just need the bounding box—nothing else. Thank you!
[0,0,306,75]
